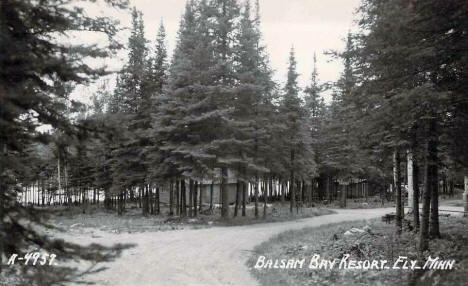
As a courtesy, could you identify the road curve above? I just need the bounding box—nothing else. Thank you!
[66,205,465,286]
[64,207,409,286]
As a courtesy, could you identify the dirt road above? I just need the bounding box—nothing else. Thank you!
[65,206,462,286]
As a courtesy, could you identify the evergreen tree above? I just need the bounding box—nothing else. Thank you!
[232,0,276,217]
[110,7,152,215]
[120,7,149,113]
[323,34,364,178]
[145,21,168,96]
[304,53,326,201]
[154,1,219,217]
[145,20,169,213]
[351,0,468,247]
[280,47,315,213]
[304,53,325,121]
[0,0,129,283]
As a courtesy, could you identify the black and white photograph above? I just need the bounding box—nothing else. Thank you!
[1,0,468,285]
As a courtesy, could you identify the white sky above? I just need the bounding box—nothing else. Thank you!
[74,0,361,104]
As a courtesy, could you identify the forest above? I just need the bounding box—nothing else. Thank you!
[1,0,468,285]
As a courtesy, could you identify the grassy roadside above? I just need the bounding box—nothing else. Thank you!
[248,216,468,286]
[47,203,334,234]
[215,205,334,226]
[314,193,463,210]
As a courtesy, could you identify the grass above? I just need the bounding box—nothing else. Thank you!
[248,216,468,286]
[47,203,334,234]
[443,200,464,207]
[319,193,463,210]
[215,205,334,226]
[318,196,395,209]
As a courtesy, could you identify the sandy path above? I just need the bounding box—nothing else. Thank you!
[64,206,462,286]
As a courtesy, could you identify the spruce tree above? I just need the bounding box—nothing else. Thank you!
[0,0,129,283]
[154,1,219,217]
[145,21,168,96]
[304,53,325,202]
[280,47,315,213]
[233,0,276,217]
[351,0,468,245]
[109,7,152,215]
[145,21,170,211]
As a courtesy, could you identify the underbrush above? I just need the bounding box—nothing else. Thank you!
[249,216,468,286]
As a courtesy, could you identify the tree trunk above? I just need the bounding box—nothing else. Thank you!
[189,179,193,217]
[41,179,45,206]
[198,181,202,213]
[104,190,109,210]
[394,149,403,234]
[407,150,414,212]
[420,162,431,251]
[254,176,259,218]
[309,179,314,206]
[442,175,447,196]
[121,191,125,214]
[263,180,267,218]
[269,179,273,204]
[150,187,154,215]
[449,179,454,197]
[242,179,247,217]
[234,178,240,217]
[138,188,142,208]
[193,182,198,217]
[181,179,186,217]
[117,191,123,216]
[428,119,440,238]
[296,180,299,214]
[221,167,229,218]
[146,186,150,216]
[142,186,148,216]
[64,159,70,205]
[413,159,420,232]
[57,153,61,201]
[156,186,160,215]
[340,185,347,208]
[420,121,438,251]
[209,180,214,212]
[175,180,180,216]
[290,150,295,213]
[464,176,468,216]
[280,179,285,205]
[326,175,331,203]
[0,140,5,275]
[169,181,174,216]
[365,181,368,202]
[301,180,306,204]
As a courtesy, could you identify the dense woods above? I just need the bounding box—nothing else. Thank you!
[1,0,468,284]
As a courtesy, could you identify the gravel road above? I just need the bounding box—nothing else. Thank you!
[65,206,463,286]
